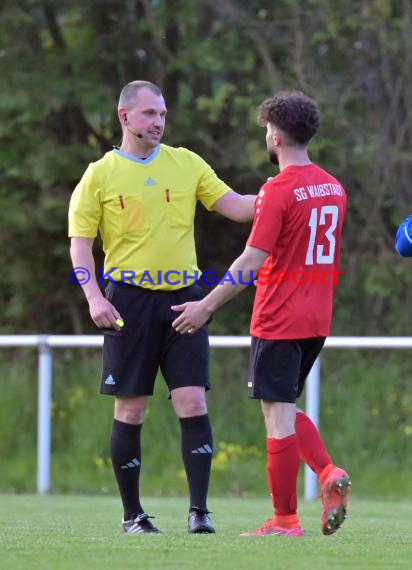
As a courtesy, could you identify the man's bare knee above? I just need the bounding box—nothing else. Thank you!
[261,401,296,438]
[171,386,207,418]
[114,396,148,424]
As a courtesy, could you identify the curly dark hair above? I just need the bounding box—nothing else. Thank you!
[257,90,320,145]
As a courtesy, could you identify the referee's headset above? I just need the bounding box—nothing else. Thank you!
[123,114,143,139]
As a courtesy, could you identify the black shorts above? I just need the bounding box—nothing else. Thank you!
[100,282,210,396]
[248,337,326,403]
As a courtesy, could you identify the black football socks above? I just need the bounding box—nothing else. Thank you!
[179,414,213,511]
[110,419,143,520]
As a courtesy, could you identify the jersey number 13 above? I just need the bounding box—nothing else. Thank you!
[305,205,339,265]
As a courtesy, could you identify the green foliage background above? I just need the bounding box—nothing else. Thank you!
[0,1,411,495]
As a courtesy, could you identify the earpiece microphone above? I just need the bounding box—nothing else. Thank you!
[127,126,143,139]
[124,116,143,139]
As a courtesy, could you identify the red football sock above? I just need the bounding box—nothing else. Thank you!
[266,435,300,517]
[274,513,301,529]
[295,412,332,475]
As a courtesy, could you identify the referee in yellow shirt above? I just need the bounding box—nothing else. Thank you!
[69,81,255,534]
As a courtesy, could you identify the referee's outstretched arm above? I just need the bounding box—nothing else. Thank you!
[395,213,412,257]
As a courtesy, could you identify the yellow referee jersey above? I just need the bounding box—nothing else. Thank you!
[68,144,231,290]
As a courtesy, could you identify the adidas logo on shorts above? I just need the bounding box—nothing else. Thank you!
[104,374,116,385]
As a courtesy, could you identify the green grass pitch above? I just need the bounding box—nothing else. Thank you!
[1,495,411,570]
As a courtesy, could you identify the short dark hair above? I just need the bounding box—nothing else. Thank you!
[257,90,320,145]
[118,80,162,109]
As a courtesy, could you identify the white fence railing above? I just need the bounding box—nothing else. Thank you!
[1,335,411,499]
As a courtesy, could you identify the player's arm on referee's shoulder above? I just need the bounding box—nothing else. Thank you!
[211,190,256,222]
[395,213,412,257]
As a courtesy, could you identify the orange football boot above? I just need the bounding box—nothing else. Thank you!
[240,515,304,537]
[320,465,352,535]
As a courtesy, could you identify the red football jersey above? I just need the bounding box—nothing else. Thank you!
[247,163,346,339]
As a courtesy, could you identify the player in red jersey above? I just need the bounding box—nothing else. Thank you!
[171,91,351,537]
